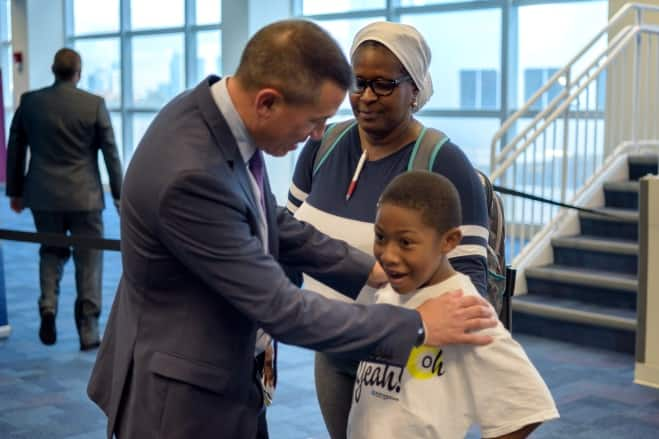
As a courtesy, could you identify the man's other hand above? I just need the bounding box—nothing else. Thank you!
[416,290,497,347]
[366,262,387,288]
[10,197,23,213]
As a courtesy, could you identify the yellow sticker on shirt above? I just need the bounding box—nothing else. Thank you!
[406,346,445,380]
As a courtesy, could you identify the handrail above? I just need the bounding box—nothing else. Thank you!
[494,24,659,182]
[490,2,659,170]
[492,24,635,169]
[491,25,652,181]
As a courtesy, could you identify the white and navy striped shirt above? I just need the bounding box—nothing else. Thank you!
[287,123,488,302]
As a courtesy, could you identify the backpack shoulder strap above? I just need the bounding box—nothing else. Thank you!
[475,169,494,210]
[312,119,357,176]
[407,126,450,171]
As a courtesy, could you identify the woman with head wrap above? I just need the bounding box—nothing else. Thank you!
[286,22,489,439]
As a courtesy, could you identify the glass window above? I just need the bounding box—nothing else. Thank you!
[460,70,477,109]
[75,38,121,109]
[265,154,296,205]
[517,1,608,108]
[315,17,386,110]
[460,69,498,110]
[130,112,157,162]
[196,0,222,25]
[1,44,11,108]
[111,112,123,164]
[1,0,11,112]
[400,0,482,5]
[130,0,184,30]
[402,9,501,110]
[131,33,185,108]
[98,112,124,183]
[415,116,500,173]
[3,109,11,143]
[302,0,385,15]
[195,30,222,83]
[0,0,10,41]
[72,0,119,35]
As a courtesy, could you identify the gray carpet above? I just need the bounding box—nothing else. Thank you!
[0,194,658,438]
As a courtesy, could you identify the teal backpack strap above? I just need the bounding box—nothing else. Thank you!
[407,127,450,171]
[312,119,357,176]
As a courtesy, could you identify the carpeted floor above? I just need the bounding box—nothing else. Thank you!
[0,194,658,438]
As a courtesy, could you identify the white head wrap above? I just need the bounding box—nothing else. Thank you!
[350,21,433,112]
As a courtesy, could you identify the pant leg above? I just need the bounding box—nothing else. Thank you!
[256,410,269,439]
[314,352,359,439]
[254,352,269,439]
[68,211,103,334]
[31,210,70,316]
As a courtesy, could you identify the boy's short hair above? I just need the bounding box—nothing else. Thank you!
[379,171,462,233]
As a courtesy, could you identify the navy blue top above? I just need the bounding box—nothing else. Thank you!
[288,123,488,295]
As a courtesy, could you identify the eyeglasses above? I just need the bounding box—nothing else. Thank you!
[350,75,412,97]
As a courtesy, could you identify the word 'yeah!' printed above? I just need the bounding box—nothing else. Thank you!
[353,346,445,403]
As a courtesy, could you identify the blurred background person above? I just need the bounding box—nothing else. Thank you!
[5,47,122,351]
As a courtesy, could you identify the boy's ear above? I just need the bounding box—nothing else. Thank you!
[441,227,462,253]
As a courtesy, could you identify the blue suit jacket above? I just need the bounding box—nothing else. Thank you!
[87,76,421,439]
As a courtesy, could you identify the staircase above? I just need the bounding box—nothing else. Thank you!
[512,155,658,353]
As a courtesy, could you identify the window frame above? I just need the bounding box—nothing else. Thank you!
[65,0,222,165]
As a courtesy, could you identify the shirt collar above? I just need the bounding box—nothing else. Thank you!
[210,76,257,164]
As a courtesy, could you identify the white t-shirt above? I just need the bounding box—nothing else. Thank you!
[347,273,559,439]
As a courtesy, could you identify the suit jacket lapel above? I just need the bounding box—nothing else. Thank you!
[193,76,261,216]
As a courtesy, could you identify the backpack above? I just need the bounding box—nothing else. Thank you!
[312,120,507,315]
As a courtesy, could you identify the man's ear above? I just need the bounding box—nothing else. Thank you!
[254,88,283,119]
[441,227,462,253]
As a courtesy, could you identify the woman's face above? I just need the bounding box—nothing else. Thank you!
[350,43,417,138]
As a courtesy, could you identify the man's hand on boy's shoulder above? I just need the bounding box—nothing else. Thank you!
[416,290,497,347]
[366,262,388,289]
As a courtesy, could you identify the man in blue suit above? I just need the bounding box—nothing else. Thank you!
[87,20,497,439]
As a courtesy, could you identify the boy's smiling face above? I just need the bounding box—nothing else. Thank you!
[373,203,461,294]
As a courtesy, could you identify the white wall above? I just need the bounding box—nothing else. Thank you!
[221,0,291,75]
[11,0,64,104]
[606,0,659,154]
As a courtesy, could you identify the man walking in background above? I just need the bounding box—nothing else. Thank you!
[5,48,122,351]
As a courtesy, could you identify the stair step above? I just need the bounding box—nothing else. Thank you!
[552,236,638,275]
[628,154,659,165]
[604,181,640,209]
[513,295,636,329]
[512,295,636,353]
[603,181,640,192]
[579,207,638,241]
[525,265,637,291]
[551,235,638,254]
[628,154,659,181]
[579,207,639,222]
[525,265,637,309]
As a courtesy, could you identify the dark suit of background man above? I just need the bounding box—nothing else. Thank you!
[87,20,496,439]
[5,48,123,351]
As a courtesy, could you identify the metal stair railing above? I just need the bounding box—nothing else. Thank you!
[489,3,659,263]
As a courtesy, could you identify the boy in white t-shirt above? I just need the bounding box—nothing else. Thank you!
[347,171,559,439]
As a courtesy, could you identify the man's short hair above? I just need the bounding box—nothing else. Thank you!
[235,19,352,104]
[52,48,81,81]
[379,171,462,234]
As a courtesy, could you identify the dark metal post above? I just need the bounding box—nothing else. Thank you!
[502,266,516,332]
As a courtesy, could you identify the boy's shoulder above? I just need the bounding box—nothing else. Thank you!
[375,273,477,309]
